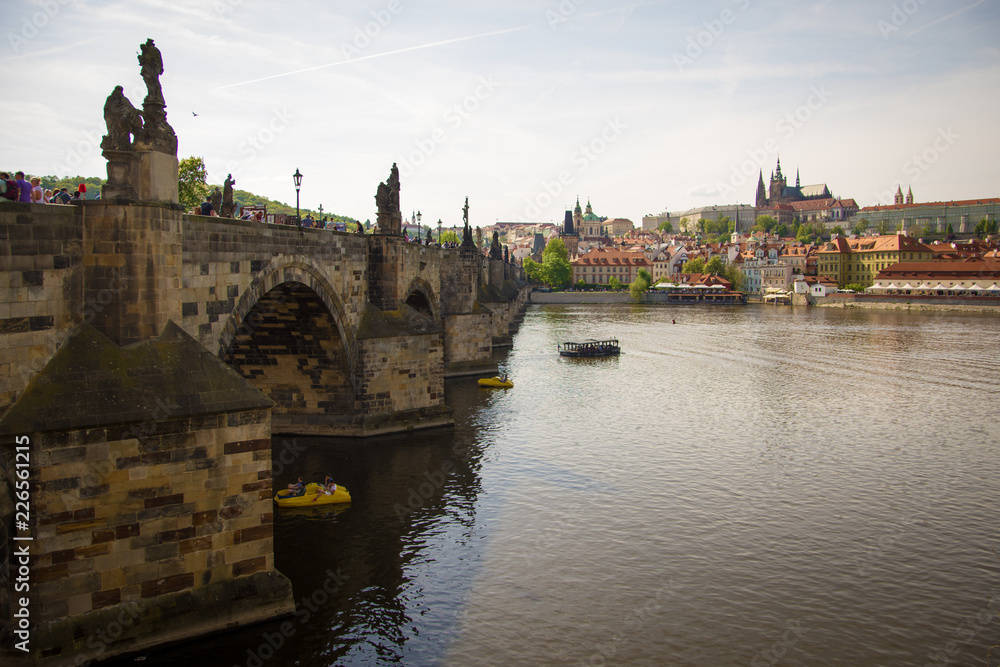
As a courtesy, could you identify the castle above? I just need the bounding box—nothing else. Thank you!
[755,157,832,208]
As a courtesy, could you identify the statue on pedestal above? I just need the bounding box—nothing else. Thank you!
[138,38,164,106]
[101,86,142,152]
[489,230,503,260]
[209,187,222,215]
[461,197,474,248]
[135,38,177,155]
[221,174,236,217]
[374,163,402,234]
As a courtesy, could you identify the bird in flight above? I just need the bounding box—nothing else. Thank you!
[192,111,199,117]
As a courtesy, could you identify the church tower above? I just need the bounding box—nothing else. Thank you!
[769,157,787,203]
[755,170,767,208]
[894,185,904,205]
[905,187,914,205]
[573,196,583,235]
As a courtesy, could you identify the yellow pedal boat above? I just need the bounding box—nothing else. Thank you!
[478,376,513,388]
[274,482,351,507]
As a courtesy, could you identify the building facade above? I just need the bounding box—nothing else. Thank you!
[816,234,934,289]
[855,196,1000,236]
[571,247,652,286]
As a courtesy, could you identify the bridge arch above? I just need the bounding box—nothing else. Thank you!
[402,277,437,322]
[218,257,360,428]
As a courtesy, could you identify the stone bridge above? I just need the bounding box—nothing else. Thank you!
[0,199,527,436]
[0,199,526,666]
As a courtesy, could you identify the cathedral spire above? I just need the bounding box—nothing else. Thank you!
[775,156,783,180]
[796,168,800,188]
[756,170,767,208]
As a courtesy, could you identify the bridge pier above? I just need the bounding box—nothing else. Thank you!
[0,321,294,666]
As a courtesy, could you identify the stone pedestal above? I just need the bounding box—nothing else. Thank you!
[101,149,139,200]
[136,150,179,204]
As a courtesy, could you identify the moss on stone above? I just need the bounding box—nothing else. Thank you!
[0,321,273,437]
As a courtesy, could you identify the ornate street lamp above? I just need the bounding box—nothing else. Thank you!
[438,219,442,243]
[293,168,303,227]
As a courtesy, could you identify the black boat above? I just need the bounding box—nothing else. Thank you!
[558,339,620,358]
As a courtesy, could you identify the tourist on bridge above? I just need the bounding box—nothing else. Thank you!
[0,172,18,201]
[15,172,32,203]
[200,195,214,216]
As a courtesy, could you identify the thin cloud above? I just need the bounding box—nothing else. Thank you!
[907,0,986,38]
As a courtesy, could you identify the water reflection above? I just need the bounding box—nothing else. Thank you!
[104,304,1000,667]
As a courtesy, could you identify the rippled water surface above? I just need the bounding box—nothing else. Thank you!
[125,304,1000,666]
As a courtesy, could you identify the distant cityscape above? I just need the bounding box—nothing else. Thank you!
[480,157,1000,297]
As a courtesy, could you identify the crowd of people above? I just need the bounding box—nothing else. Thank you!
[1,172,93,204]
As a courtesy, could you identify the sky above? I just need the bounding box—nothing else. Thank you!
[2,0,999,227]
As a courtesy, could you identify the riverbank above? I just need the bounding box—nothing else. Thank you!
[813,294,1000,313]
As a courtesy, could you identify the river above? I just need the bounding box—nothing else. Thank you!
[112,304,1000,666]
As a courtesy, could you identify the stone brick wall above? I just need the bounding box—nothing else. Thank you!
[179,217,369,356]
[443,312,494,376]
[0,204,84,414]
[17,408,293,664]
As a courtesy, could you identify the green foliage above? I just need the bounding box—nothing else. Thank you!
[541,237,571,286]
[629,277,649,302]
[440,230,460,244]
[754,215,777,233]
[831,225,845,237]
[178,156,210,209]
[576,279,586,289]
[523,257,544,283]
[609,276,622,291]
[945,222,955,237]
[703,256,725,276]
[974,217,998,239]
[845,283,866,293]
[35,175,104,197]
[682,257,705,274]
[774,224,789,238]
[722,265,745,292]
[853,219,869,236]
[658,220,673,233]
[637,269,653,285]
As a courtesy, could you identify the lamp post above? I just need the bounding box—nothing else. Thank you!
[438,219,442,243]
[293,168,303,227]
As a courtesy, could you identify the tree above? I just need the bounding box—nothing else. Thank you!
[629,276,649,302]
[522,257,544,283]
[831,225,845,237]
[722,264,746,292]
[974,217,998,239]
[945,222,955,239]
[658,220,673,234]
[877,220,889,236]
[853,219,869,237]
[682,257,705,274]
[638,269,653,286]
[609,276,621,291]
[754,215,777,233]
[774,223,789,238]
[704,256,725,275]
[440,230,460,244]
[541,237,571,286]
[178,156,209,210]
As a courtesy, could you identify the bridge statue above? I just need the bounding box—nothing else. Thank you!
[135,38,177,156]
[461,196,474,248]
[101,86,142,151]
[375,163,402,234]
[221,174,236,217]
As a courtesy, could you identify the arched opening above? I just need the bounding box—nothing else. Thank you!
[404,290,433,318]
[222,282,354,424]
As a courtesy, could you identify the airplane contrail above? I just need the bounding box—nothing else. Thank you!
[213,0,670,92]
